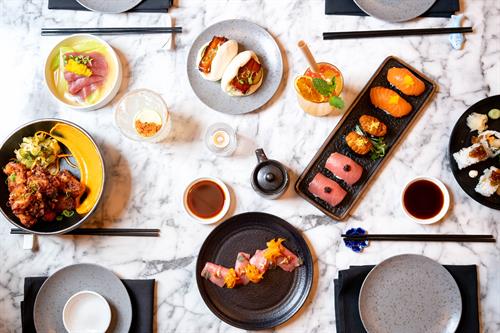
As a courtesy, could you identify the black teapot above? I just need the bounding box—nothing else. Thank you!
[251,148,290,199]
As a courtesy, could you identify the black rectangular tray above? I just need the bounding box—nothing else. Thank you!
[295,56,437,221]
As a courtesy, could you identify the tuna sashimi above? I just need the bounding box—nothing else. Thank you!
[276,246,301,272]
[68,75,104,94]
[201,262,229,288]
[325,152,363,185]
[65,52,109,77]
[308,173,347,207]
[249,249,269,273]
[235,252,251,285]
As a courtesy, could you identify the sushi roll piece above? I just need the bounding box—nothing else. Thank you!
[249,249,270,273]
[453,142,491,170]
[345,131,372,155]
[475,166,500,197]
[308,173,347,207]
[197,36,238,81]
[476,130,500,154]
[370,87,412,118]
[387,67,425,96]
[201,262,230,288]
[234,252,251,285]
[221,50,264,96]
[325,152,363,185]
[359,115,387,137]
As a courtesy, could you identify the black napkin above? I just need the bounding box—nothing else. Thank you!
[334,265,479,333]
[21,277,155,333]
[326,0,460,18]
[48,0,172,12]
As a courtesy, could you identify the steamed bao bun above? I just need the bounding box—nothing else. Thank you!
[196,40,238,81]
[221,50,263,96]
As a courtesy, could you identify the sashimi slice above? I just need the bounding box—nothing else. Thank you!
[276,246,301,272]
[64,71,81,82]
[64,52,109,77]
[201,262,229,288]
[249,249,269,273]
[68,75,104,94]
[308,173,347,207]
[325,152,363,185]
[235,252,251,285]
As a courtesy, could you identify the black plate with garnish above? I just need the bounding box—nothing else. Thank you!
[449,95,500,210]
[195,212,313,330]
[0,119,105,234]
[295,56,437,221]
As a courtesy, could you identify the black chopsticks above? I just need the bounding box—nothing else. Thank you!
[323,27,473,40]
[11,228,160,237]
[342,234,495,243]
[41,27,182,36]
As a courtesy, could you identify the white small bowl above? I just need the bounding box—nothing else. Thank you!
[183,177,231,224]
[44,34,122,111]
[63,290,111,333]
[401,176,450,224]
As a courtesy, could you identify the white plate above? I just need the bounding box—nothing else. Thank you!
[353,0,437,22]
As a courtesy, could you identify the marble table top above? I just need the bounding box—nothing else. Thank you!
[0,0,499,332]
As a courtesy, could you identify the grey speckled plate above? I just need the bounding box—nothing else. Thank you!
[359,254,462,333]
[187,20,283,115]
[76,0,143,13]
[34,263,132,333]
[353,0,437,22]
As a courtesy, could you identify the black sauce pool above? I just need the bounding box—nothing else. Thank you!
[403,179,444,220]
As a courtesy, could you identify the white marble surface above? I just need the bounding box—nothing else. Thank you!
[0,0,499,332]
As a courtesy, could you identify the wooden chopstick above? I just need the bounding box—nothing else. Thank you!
[11,228,160,237]
[41,27,182,36]
[323,27,473,40]
[342,234,495,242]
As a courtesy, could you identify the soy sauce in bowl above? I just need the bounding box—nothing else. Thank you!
[187,180,225,218]
[402,177,449,224]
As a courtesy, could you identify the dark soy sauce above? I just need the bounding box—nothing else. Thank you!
[403,180,444,219]
[187,180,225,218]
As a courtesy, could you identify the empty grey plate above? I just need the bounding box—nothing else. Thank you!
[187,19,284,115]
[359,254,462,333]
[34,263,132,333]
[353,0,437,22]
[76,0,143,13]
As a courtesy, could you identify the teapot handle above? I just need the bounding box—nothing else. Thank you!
[255,148,268,163]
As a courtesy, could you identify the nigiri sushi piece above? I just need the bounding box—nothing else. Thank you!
[387,67,425,96]
[325,152,363,185]
[370,87,412,118]
[346,131,372,155]
[359,115,387,137]
[249,249,270,274]
[201,262,230,288]
[235,252,251,285]
[308,173,347,207]
[475,166,500,197]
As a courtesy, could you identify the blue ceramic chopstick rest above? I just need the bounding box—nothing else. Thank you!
[343,227,369,253]
[448,14,465,50]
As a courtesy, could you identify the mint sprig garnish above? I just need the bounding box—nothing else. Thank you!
[312,77,344,109]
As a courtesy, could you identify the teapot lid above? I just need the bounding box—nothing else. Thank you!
[255,161,286,192]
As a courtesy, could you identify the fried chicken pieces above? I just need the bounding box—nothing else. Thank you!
[3,162,85,228]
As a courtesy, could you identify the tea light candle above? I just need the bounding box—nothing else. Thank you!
[205,123,237,156]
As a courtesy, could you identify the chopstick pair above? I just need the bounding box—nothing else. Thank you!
[11,228,160,237]
[41,27,182,36]
[342,233,495,243]
[323,27,473,40]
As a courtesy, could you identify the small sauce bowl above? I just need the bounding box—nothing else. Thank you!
[63,290,111,333]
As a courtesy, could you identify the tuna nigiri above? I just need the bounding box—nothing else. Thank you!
[201,262,230,288]
[387,67,425,96]
[370,87,412,118]
[308,173,347,207]
[325,152,363,185]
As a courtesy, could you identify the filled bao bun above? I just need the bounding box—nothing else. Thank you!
[221,50,264,97]
[196,39,238,81]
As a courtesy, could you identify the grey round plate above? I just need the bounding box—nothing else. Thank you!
[359,254,462,333]
[76,0,142,13]
[187,19,283,115]
[34,263,132,333]
[353,0,437,22]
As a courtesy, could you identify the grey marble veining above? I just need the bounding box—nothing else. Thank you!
[0,0,499,332]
